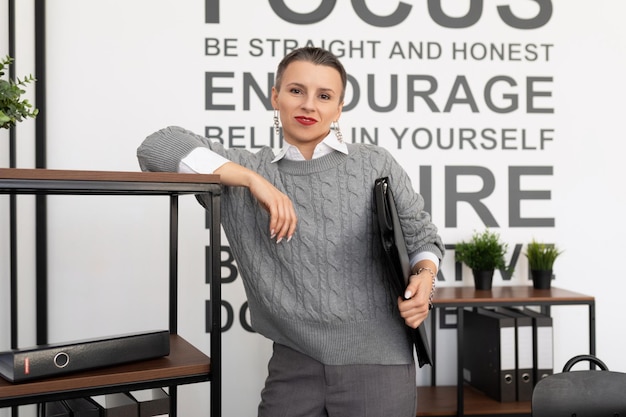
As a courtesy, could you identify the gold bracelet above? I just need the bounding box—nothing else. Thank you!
[416,267,436,310]
[416,267,436,278]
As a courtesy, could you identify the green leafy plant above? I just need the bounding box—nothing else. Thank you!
[0,55,38,129]
[525,240,562,270]
[455,229,508,271]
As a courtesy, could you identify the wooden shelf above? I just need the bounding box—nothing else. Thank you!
[0,168,221,195]
[432,286,595,307]
[417,385,530,416]
[0,335,210,407]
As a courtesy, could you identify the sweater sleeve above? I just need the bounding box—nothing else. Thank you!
[137,126,214,173]
[387,153,445,263]
[137,125,266,175]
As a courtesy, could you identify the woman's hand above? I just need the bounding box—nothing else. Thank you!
[248,173,297,243]
[215,162,297,242]
[397,269,435,328]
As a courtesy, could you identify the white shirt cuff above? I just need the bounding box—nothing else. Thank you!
[178,147,230,174]
[410,251,440,272]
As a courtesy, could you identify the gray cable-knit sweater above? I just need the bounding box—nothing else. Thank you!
[137,126,444,366]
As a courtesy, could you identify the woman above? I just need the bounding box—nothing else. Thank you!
[137,47,444,417]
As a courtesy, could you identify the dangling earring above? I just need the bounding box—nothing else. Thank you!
[332,121,343,143]
[273,110,280,136]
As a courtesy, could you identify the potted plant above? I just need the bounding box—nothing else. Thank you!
[1,55,38,129]
[455,229,508,290]
[525,240,562,289]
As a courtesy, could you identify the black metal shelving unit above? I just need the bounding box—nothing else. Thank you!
[0,168,222,417]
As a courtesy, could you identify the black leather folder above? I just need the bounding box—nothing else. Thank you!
[463,307,517,402]
[374,177,433,367]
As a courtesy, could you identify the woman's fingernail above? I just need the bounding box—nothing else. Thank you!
[276,237,283,244]
[270,229,276,239]
[404,290,412,299]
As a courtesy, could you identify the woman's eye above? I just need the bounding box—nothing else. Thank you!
[320,94,331,100]
[290,88,302,94]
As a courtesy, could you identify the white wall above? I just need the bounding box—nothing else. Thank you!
[2,1,626,416]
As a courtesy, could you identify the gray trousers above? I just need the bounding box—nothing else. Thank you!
[258,343,417,417]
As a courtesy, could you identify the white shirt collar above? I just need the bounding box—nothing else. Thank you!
[271,130,348,163]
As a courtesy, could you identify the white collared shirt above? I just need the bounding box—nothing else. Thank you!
[270,131,348,163]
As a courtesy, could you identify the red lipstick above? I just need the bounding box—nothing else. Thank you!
[295,116,317,126]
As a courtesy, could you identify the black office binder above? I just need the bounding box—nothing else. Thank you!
[63,397,101,417]
[0,330,170,382]
[463,307,517,402]
[374,177,433,367]
[520,307,554,382]
[128,388,170,417]
[40,401,70,417]
[91,393,138,417]
[493,307,535,401]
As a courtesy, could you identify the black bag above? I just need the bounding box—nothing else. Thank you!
[374,177,433,367]
[532,354,626,416]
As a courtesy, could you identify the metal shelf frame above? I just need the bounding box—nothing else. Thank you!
[0,168,222,417]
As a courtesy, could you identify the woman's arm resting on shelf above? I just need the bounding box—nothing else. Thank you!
[215,162,297,243]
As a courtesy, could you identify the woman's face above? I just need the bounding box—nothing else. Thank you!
[271,60,344,149]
